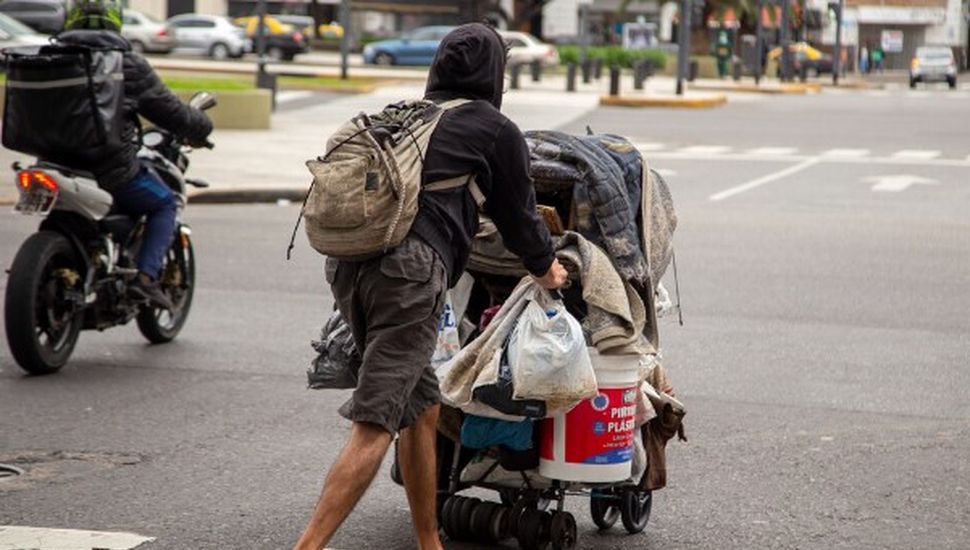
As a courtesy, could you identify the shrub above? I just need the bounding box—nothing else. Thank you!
[557,45,669,70]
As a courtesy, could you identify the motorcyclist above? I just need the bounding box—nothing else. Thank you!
[55,0,213,309]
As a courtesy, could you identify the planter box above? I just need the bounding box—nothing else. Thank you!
[0,88,271,131]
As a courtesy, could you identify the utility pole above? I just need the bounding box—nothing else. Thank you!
[339,0,350,80]
[676,0,690,95]
[254,0,276,108]
[831,0,845,85]
[755,0,764,85]
[780,0,791,81]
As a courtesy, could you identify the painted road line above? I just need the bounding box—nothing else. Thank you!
[654,168,677,178]
[677,145,731,155]
[821,148,870,158]
[865,174,939,192]
[633,142,666,152]
[709,159,819,202]
[0,526,154,550]
[891,149,941,160]
[746,147,797,156]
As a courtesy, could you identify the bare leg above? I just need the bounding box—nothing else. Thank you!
[293,422,393,550]
[398,404,444,550]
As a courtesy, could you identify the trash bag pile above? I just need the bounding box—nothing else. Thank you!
[308,130,686,490]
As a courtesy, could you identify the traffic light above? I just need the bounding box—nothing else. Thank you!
[827,2,840,21]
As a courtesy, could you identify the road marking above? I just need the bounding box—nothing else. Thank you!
[633,142,666,152]
[677,145,731,155]
[746,147,797,156]
[276,90,315,104]
[709,159,819,202]
[0,526,153,550]
[891,149,941,160]
[865,174,939,192]
[654,168,677,178]
[821,148,870,158]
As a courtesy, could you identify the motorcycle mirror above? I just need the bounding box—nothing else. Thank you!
[189,92,218,111]
[142,130,165,148]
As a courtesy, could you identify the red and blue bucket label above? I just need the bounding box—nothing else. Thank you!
[540,386,637,466]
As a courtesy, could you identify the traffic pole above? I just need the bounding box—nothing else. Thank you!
[780,0,791,81]
[832,0,844,85]
[676,0,690,95]
[755,0,764,85]
[339,0,350,80]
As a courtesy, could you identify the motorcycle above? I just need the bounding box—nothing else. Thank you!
[3,92,217,375]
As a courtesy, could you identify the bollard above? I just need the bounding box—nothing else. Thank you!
[688,60,699,82]
[732,60,742,81]
[593,58,603,80]
[608,66,620,96]
[566,62,577,92]
[530,59,542,83]
[510,63,521,90]
[256,70,278,110]
[633,61,645,90]
[581,58,592,83]
[799,64,808,82]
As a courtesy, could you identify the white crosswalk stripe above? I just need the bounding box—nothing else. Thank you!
[676,145,731,155]
[821,148,870,158]
[746,147,797,156]
[633,142,666,152]
[891,149,941,160]
[0,526,153,550]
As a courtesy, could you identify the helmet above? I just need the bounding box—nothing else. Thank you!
[64,0,124,32]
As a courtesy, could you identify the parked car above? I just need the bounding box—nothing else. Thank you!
[121,10,174,54]
[275,14,313,41]
[232,15,307,61]
[0,0,64,35]
[0,11,47,55]
[167,13,247,60]
[317,20,342,40]
[769,41,833,77]
[499,30,559,67]
[362,25,454,66]
[910,46,957,89]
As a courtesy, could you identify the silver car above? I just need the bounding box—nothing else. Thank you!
[910,46,957,89]
[167,13,247,60]
[0,11,47,54]
[122,10,174,54]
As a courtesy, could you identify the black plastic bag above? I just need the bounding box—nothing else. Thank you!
[307,310,360,390]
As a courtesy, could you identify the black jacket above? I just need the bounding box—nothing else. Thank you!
[414,23,554,286]
[57,30,213,191]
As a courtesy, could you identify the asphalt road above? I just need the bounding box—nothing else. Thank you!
[1,85,969,549]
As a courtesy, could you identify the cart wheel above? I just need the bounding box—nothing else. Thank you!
[499,488,517,506]
[517,509,550,550]
[489,505,512,542]
[446,496,466,540]
[471,501,500,542]
[457,496,481,535]
[589,489,620,530]
[619,488,652,534]
[509,498,529,534]
[550,511,578,550]
[440,496,460,540]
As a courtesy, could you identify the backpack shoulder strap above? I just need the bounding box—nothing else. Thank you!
[424,174,485,207]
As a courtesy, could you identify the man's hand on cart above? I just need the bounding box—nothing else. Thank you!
[534,259,569,290]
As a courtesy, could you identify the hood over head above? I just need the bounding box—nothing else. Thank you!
[425,23,506,110]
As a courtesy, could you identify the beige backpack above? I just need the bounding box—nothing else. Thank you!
[287,99,484,260]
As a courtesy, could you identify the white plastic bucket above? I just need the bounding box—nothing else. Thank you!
[538,349,639,483]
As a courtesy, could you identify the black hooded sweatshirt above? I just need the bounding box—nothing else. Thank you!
[414,23,554,286]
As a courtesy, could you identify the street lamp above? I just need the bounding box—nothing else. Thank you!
[339,0,350,80]
[675,0,691,95]
[830,0,845,85]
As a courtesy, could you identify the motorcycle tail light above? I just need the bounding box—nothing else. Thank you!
[17,170,59,192]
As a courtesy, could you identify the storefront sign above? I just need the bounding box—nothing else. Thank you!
[881,30,904,53]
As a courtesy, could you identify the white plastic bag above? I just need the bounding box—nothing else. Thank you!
[431,292,461,370]
[507,291,597,410]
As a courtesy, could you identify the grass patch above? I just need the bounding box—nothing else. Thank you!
[161,74,254,91]
[277,75,380,91]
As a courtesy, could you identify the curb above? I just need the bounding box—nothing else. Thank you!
[688,82,820,95]
[599,94,727,108]
[188,187,307,204]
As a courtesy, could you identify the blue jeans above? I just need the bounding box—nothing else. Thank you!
[111,165,178,279]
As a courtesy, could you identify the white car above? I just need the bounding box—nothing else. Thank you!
[122,10,174,54]
[167,13,247,60]
[909,46,957,89]
[0,12,46,54]
[499,30,559,67]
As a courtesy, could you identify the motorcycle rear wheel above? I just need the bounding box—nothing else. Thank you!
[137,233,195,344]
[4,231,84,375]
